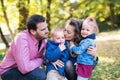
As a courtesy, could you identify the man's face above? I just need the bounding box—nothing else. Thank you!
[35,22,49,40]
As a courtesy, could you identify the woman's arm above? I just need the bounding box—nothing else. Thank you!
[93,57,99,69]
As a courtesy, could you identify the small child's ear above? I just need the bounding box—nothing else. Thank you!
[51,37,53,40]
[50,35,54,40]
[94,25,99,35]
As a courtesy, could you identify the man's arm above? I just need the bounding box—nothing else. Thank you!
[12,35,42,74]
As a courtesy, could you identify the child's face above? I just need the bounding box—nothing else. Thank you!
[52,31,65,44]
[81,25,94,38]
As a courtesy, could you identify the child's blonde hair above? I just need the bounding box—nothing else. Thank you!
[51,27,64,39]
[83,17,99,34]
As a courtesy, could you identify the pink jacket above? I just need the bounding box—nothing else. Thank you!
[0,30,47,75]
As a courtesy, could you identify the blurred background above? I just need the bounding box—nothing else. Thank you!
[0,0,120,79]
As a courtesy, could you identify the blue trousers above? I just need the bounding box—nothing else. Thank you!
[1,67,46,80]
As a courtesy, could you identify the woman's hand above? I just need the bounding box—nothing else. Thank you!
[87,46,98,59]
[51,59,64,70]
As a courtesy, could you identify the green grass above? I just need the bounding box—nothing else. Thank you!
[0,49,7,62]
[90,40,120,80]
[0,30,120,80]
[90,30,120,80]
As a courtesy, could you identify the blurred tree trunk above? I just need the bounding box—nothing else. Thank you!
[0,0,14,39]
[46,0,51,31]
[17,0,30,31]
[109,3,115,29]
[40,0,43,14]
[0,27,9,48]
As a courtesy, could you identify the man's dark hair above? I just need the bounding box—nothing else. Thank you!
[27,14,45,32]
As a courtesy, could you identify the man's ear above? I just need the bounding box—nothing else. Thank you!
[30,29,36,35]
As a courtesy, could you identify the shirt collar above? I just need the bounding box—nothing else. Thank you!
[25,30,38,46]
[82,33,96,40]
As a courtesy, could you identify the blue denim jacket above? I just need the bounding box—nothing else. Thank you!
[71,33,96,65]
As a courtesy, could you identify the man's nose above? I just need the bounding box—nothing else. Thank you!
[46,28,49,33]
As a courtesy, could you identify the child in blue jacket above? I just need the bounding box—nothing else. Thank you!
[45,27,69,80]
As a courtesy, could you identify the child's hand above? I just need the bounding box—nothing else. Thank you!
[59,43,66,51]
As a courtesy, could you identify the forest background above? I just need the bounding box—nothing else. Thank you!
[0,0,120,80]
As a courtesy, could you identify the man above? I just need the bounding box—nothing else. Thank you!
[0,14,49,80]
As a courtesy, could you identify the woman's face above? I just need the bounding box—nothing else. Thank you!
[64,24,75,41]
